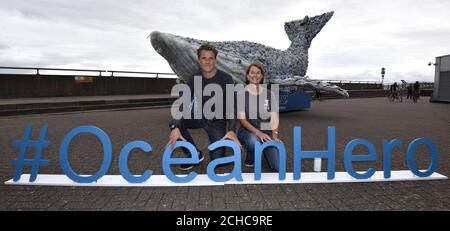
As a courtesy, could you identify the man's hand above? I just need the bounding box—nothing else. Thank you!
[167,128,186,148]
[221,131,241,146]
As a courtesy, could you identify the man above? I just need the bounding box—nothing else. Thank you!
[314,88,321,101]
[413,81,420,101]
[168,44,240,170]
[407,83,413,99]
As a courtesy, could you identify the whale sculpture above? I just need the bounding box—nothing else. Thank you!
[149,11,349,97]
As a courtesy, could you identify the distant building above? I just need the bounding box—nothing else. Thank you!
[431,54,450,102]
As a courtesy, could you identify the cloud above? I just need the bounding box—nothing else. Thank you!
[0,0,448,83]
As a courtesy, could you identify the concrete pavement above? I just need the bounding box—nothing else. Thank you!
[0,97,448,211]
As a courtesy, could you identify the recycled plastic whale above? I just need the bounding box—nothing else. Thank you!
[149,11,349,98]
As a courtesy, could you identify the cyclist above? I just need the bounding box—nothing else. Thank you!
[389,82,398,101]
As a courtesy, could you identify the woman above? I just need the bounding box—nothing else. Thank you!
[237,63,281,171]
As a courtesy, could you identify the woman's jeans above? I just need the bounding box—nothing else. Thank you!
[237,128,280,172]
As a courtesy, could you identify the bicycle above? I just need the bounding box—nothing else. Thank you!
[388,90,402,102]
[412,90,419,102]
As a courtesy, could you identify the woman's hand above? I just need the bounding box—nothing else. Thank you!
[256,131,272,142]
[273,138,283,143]
[272,133,283,143]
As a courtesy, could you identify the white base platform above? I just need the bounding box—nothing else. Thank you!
[4,170,447,187]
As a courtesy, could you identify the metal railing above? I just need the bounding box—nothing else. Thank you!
[382,82,434,90]
[0,66,435,88]
[0,66,177,78]
[320,79,381,84]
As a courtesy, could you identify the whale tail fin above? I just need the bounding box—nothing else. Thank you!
[284,11,334,49]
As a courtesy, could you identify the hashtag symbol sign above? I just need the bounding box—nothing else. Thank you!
[12,124,51,182]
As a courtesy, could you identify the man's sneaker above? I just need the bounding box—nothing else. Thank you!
[245,162,254,168]
[179,150,203,171]
[216,162,233,168]
[244,159,254,168]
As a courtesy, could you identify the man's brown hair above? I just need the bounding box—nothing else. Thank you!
[197,44,218,59]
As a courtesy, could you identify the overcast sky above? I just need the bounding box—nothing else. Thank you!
[1,0,449,83]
